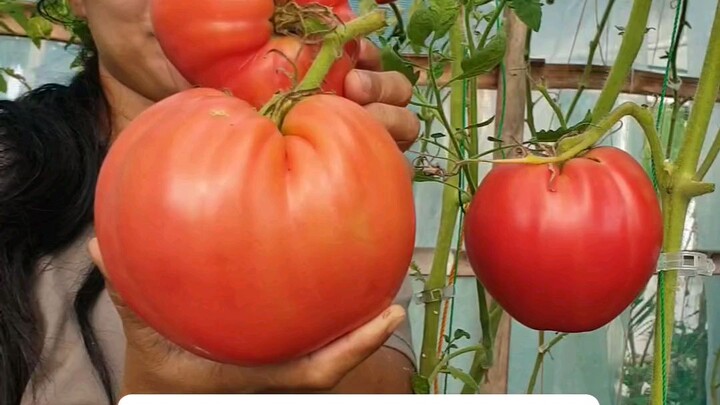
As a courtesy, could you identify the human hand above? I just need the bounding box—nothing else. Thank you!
[344,40,420,152]
[87,238,407,395]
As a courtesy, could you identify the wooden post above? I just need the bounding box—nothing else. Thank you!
[482,7,529,395]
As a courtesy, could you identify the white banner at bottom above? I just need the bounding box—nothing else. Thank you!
[120,394,600,405]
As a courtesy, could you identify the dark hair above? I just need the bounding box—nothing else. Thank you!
[0,2,115,404]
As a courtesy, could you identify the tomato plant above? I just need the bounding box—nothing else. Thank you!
[151,0,359,108]
[94,87,416,365]
[463,147,664,333]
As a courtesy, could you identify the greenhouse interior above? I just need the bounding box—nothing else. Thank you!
[1,0,719,404]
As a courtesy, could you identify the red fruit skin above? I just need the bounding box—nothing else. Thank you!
[94,88,417,365]
[463,147,663,333]
[150,0,359,108]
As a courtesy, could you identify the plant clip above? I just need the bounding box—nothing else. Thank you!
[413,285,455,305]
[655,251,717,277]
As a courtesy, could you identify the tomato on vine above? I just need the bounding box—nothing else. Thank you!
[151,0,360,108]
[463,146,663,333]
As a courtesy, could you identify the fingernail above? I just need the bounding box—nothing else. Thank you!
[87,237,98,253]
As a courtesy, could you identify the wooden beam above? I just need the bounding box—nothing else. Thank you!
[1,12,714,101]
[411,56,714,101]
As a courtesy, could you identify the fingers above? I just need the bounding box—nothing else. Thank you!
[346,43,420,152]
[344,70,413,107]
[87,238,128,310]
[364,103,420,152]
[355,39,383,71]
[271,305,406,392]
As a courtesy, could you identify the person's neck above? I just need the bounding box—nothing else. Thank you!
[99,66,155,142]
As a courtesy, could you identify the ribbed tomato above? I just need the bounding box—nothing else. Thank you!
[151,0,359,108]
[463,147,663,333]
[94,88,416,365]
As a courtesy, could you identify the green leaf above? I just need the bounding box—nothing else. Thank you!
[508,0,543,32]
[6,4,29,32]
[454,328,471,340]
[26,16,53,48]
[465,115,495,129]
[380,44,420,85]
[406,0,460,49]
[536,110,592,142]
[407,8,436,48]
[455,29,507,82]
[446,366,480,391]
[535,127,575,143]
[431,60,448,80]
[411,374,431,394]
[0,73,7,94]
[429,0,460,38]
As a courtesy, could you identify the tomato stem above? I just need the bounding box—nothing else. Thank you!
[296,10,387,92]
[492,102,669,187]
[564,0,617,123]
[427,344,488,383]
[259,10,386,126]
[650,3,720,404]
[589,0,652,124]
[526,332,568,394]
[696,127,720,181]
[418,11,466,385]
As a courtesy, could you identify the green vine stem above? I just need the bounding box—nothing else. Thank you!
[712,349,720,404]
[590,0,652,123]
[479,0,508,48]
[524,30,538,138]
[526,332,568,394]
[388,2,407,45]
[664,0,689,159]
[536,83,567,128]
[418,12,467,381]
[296,10,386,91]
[458,279,494,394]
[564,0,617,122]
[466,76,493,391]
[496,102,667,184]
[697,127,720,181]
[461,3,511,393]
[428,344,487,383]
[651,2,720,403]
[259,10,386,124]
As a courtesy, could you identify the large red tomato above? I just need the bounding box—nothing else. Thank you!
[94,88,416,365]
[463,147,663,333]
[151,0,359,108]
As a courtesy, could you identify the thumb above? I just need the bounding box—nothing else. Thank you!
[87,238,133,318]
[87,237,125,308]
[271,304,407,391]
[88,237,165,347]
[87,237,105,274]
